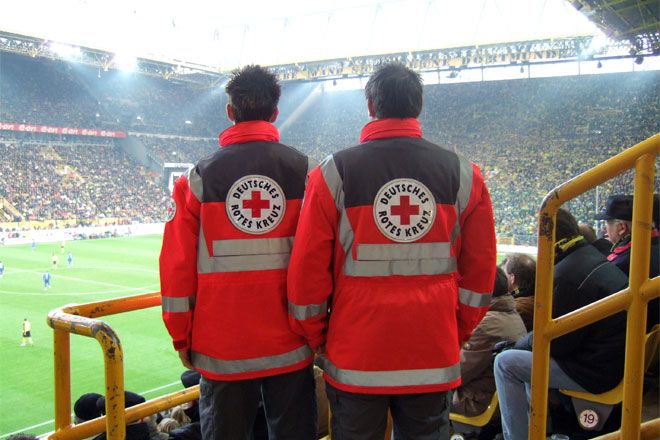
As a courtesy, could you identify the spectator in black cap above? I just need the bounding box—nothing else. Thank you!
[179,370,200,423]
[595,194,660,330]
[167,371,202,440]
[595,195,635,251]
[93,391,159,440]
[74,392,103,424]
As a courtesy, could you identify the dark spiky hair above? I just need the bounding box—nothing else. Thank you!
[225,65,280,123]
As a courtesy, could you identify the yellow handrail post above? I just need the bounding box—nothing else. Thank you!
[95,322,126,440]
[48,310,128,440]
[53,328,71,431]
[529,201,559,440]
[621,153,656,439]
[47,293,196,440]
[529,133,659,440]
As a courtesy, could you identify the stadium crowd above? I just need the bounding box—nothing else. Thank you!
[1,49,658,242]
[141,137,217,166]
[0,137,168,223]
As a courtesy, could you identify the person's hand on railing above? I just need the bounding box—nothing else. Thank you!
[178,349,194,369]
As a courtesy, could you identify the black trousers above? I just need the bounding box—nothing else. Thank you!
[326,382,450,440]
[199,365,317,440]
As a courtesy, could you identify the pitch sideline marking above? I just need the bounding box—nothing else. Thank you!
[0,266,159,296]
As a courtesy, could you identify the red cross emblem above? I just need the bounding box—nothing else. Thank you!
[242,191,270,218]
[390,195,419,225]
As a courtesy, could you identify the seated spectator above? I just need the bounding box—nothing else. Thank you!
[578,222,611,256]
[179,370,200,423]
[74,392,103,424]
[595,194,660,329]
[494,208,628,440]
[451,267,527,417]
[500,253,536,332]
[94,391,159,440]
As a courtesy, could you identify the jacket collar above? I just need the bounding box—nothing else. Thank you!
[218,120,279,147]
[555,236,587,264]
[360,118,422,143]
[607,229,660,262]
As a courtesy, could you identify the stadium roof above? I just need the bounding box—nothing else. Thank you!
[568,0,660,54]
[0,0,601,70]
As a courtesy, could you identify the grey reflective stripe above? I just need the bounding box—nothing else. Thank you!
[213,237,293,256]
[459,288,492,308]
[199,254,290,273]
[162,296,194,313]
[318,356,461,387]
[344,256,457,277]
[186,166,203,202]
[455,157,473,217]
[357,243,450,261]
[307,157,318,176]
[288,300,328,320]
[319,155,345,210]
[451,157,474,247]
[198,228,290,273]
[192,345,312,375]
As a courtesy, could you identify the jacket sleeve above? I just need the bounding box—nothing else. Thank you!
[159,169,201,351]
[456,163,497,343]
[287,165,338,350]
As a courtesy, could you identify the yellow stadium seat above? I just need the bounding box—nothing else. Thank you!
[559,325,659,431]
[449,392,499,439]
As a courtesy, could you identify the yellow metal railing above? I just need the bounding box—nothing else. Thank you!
[46,292,200,440]
[529,133,659,440]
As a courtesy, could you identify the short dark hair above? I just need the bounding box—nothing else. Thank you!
[556,208,580,242]
[364,63,423,119]
[501,253,536,293]
[492,266,509,298]
[225,65,280,123]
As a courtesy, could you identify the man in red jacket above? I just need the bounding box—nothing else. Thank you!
[287,63,497,439]
[160,65,316,440]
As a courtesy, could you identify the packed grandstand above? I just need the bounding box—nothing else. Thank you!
[1,1,660,440]
[0,50,658,244]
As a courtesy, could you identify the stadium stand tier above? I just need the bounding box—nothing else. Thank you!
[1,51,658,243]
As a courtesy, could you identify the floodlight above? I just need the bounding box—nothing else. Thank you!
[49,42,81,60]
[114,54,137,72]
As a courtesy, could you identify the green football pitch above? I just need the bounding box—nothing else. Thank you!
[0,234,508,438]
[0,235,187,438]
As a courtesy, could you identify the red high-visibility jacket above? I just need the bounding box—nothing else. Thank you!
[160,121,314,381]
[287,118,496,394]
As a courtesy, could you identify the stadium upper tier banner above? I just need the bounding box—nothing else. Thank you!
[0,122,126,138]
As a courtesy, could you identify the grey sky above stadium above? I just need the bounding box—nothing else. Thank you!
[0,0,600,70]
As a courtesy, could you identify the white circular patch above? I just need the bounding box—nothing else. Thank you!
[373,178,436,242]
[165,198,176,222]
[226,175,286,234]
[578,409,599,429]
